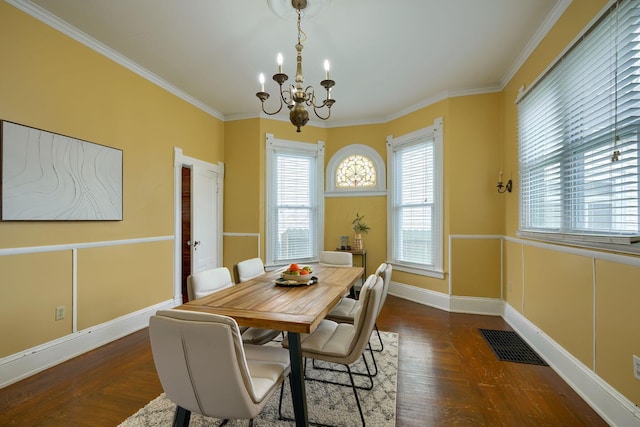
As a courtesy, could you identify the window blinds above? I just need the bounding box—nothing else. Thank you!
[518,0,640,240]
[392,139,436,266]
[270,151,318,263]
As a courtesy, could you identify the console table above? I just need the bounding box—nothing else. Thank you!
[335,248,367,281]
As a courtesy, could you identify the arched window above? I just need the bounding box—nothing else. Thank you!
[326,144,386,197]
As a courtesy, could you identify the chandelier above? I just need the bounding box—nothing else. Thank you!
[256,0,335,132]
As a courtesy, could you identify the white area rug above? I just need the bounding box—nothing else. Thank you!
[119,331,398,426]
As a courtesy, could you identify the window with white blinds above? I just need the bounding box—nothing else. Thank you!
[387,119,443,277]
[265,134,324,267]
[518,0,640,245]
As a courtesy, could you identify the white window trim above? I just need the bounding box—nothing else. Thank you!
[325,144,386,197]
[387,117,444,278]
[265,133,325,267]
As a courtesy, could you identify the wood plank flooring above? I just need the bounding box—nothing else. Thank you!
[0,296,608,426]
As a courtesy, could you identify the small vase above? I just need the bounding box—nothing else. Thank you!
[353,233,363,250]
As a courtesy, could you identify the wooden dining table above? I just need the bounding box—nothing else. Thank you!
[175,264,364,427]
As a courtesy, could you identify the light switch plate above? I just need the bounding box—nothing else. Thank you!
[633,355,640,381]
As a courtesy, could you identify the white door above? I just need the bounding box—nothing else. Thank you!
[191,163,219,274]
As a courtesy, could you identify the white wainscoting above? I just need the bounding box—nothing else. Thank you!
[388,281,640,427]
[0,298,177,388]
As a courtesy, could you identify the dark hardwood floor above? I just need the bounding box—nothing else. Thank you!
[0,296,607,426]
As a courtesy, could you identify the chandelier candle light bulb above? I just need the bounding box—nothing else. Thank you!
[277,53,283,73]
[324,60,330,79]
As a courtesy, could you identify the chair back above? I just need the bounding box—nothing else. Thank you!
[234,257,265,283]
[375,263,393,317]
[319,250,353,267]
[187,267,234,300]
[344,274,383,364]
[149,310,261,419]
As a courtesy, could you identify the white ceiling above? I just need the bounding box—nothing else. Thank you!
[11,0,567,128]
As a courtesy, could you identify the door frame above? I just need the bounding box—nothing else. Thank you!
[173,147,224,302]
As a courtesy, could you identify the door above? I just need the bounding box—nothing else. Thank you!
[190,163,219,274]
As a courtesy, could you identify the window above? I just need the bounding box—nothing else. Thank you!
[336,154,376,188]
[518,0,640,247]
[387,118,443,277]
[325,144,386,197]
[265,133,324,267]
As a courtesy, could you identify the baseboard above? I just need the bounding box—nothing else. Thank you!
[450,295,504,315]
[389,281,451,311]
[388,281,503,316]
[503,303,640,427]
[0,299,176,388]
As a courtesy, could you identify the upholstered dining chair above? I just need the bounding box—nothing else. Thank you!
[324,263,392,369]
[149,310,291,427]
[187,266,234,301]
[281,274,383,426]
[187,266,280,346]
[234,257,266,283]
[318,250,353,267]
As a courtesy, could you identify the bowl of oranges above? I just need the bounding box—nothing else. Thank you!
[281,263,313,282]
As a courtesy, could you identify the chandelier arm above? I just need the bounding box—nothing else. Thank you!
[304,85,335,110]
[312,104,332,120]
[256,89,284,116]
[259,98,284,116]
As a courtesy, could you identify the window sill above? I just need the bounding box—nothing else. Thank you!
[391,263,445,279]
[325,190,387,198]
[517,230,640,256]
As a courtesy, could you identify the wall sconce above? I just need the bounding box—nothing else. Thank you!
[497,171,512,193]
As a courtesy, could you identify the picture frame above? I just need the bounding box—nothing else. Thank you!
[1,120,123,221]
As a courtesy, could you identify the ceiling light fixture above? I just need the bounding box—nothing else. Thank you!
[256,0,335,132]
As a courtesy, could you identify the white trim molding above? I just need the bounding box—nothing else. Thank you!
[0,299,176,388]
[503,303,640,427]
[388,281,504,316]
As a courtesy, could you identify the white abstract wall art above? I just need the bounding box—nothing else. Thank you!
[1,121,123,221]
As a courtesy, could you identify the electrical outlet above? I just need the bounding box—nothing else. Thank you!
[55,306,65,321]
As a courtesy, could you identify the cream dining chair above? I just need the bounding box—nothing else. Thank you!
[318,250,353,267]
[234,257,266,283]
[149,309,291,427]
[187,266,280,346]
[324,262,392,374]
[281,274,383,426]
[187,266,234,301]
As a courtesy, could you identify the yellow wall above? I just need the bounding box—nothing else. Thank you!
[0,2,223,357]
[451,238,501,298]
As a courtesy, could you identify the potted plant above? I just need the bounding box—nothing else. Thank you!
[351,213,370,250]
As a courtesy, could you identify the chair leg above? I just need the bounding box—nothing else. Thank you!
[346,364,366,426]
[278,378,286,420]
[371,323,384,352]
[248,419,254,427]
[310,343,378,381]
[172,406,191,427]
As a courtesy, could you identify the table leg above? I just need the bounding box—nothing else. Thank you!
[287,332,309,427]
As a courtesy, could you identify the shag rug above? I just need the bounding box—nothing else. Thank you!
[119,331,398,427]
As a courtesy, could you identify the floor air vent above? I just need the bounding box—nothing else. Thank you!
[479,329,548,366]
